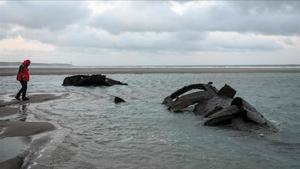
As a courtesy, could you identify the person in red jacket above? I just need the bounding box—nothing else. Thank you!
[15,59,31,100]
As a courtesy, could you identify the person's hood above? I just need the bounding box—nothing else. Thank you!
[23,60,31,67]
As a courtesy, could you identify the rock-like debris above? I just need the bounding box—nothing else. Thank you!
[62,74,128,86]
[114,96,126,104]
[163,82,277,134]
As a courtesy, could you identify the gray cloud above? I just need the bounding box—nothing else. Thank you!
[90,1,300,35]
[0,26,8,39]
[0,1,298,54]
[0,1,89,30]
[90,1,180,34]
[231,1,300,13]
[10,25,279,52]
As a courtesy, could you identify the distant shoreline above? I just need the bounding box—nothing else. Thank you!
[1,67,300,76]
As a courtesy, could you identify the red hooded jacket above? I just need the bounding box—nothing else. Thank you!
[17,60,30,81]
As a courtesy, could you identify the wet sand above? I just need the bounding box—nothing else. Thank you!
[0,121,55,137]
[0,93,65,169]
[0,107,19,117]
[0,93,68,107]
[0,93,63,137]
[1,67,300,76]
[0,155,24,169]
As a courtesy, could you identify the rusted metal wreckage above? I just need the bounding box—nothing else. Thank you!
[163,82,277,134]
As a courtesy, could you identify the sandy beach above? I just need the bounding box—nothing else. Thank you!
[1,67,300,76]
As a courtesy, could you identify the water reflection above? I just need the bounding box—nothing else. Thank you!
[18,103,28,121]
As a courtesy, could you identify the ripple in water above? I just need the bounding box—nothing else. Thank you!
[1,73,300,169]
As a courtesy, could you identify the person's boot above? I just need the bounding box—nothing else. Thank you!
[15,95,21,100]
[22,97,30,101]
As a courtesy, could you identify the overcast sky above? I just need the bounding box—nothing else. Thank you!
[0,1,299,65]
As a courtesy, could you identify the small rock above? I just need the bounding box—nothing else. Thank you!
[114,97,125,103]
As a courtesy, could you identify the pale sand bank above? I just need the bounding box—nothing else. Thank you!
[0,93,64,168]
[0,121,55,137]
[1,67,300,76]
[0,107,19,117]
[0,93,68,107]
[0,93,67,138]
[0,93,62,138]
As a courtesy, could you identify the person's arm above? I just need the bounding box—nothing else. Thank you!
[19,64,25,80]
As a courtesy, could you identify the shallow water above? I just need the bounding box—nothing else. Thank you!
[1,73,300,169]
[0,137,30,161]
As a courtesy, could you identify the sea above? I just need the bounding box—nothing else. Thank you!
[1,72,300,169]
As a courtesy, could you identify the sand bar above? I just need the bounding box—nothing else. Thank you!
[0,93,67,107]
[1,67,300,76]
[0,107,19,117]
[0,93,65,168]
[0,121,55,137]
[0,155,24,169]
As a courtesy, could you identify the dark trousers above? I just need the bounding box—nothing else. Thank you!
[16,81,27,98]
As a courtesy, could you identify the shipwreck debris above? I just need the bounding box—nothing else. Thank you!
[63,74,128,87]
[114,96,126,103]
[163,82,277,133]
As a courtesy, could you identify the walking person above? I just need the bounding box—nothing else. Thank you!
[15,59,31,101]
